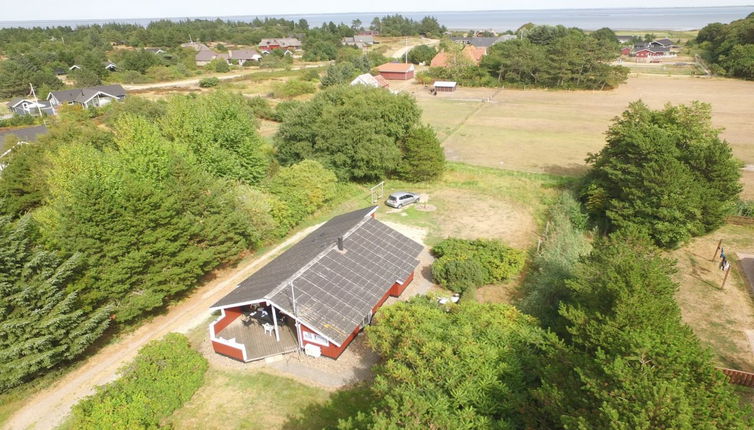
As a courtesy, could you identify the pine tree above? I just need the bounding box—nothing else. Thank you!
[0,216,111,391]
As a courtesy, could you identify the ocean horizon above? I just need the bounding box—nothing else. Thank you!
[1,6,753,31]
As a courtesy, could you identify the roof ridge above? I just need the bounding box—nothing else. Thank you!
[265,212,374,301]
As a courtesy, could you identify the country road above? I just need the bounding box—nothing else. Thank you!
[123,63,327,91]
[391,37,440,60]
[3,223,322,430]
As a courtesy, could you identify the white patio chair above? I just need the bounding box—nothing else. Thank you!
[263,323,274,336]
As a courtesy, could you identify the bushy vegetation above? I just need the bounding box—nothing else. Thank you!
[527,232,752,429]
[0,92,340,389]
[320,62,359,87]
[407,45,437,64]
[198,76,220,87]
[275,85,444,182]
[340,298,549,429]
[696,13,754,79]
[480,25,628,89]
[68,334,207,429]
[398,124,446,182]
[518,192,591,331]
[272,79,316,98]
[0,216,111,391]
[368,15,446,38]
[431,238,525,293]
[582,101,741,248]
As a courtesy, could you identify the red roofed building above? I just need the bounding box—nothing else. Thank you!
[377,63,415,80]
[430,45,486,67]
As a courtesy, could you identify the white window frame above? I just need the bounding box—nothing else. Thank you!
[303,330,330,347]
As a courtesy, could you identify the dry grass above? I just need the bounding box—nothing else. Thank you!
[415,74,754,191]
[672,224,754,372]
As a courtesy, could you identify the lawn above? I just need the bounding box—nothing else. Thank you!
[673,223,754,372]
[416,74,754,193]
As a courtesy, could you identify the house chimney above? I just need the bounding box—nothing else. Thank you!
[337,236,344,252]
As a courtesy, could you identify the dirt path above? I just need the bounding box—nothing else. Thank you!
[391,38,439,59]
[3,224,322,430]
[123,64,326,91]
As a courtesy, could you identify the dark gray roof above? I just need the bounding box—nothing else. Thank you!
[195,49,217,62]
[50,85,126,103]
[656,38,674,46]
[0,125,48,143]
[211,206,423,345]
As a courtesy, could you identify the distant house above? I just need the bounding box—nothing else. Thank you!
[195,48,229,66]
[616,35,635,44]
[655,38,674,47]
[632,42,671,58]
[258,38,302,52]
[7,98,54,116]
[451,35,516,54]
[621,47,631,56]
[350,73,389,88]
[377,62,415,80]
[342,35,375,49]
[48,84,126,109]
[0,125,48,144]
[209,206,422,362]
[229,49,262,65]
[430,45,486,67]
[104,62,117,72]
[181,41,210,51]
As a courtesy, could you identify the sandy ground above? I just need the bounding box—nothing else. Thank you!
[2,223,324,430]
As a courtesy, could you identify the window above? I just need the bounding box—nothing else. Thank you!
[302,331,330,347]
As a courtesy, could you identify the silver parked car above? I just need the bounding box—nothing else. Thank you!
[386,191,420,208]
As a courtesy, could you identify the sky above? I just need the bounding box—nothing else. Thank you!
[3,0,753,21]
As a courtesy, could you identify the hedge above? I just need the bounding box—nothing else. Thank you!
[431,238,525,293]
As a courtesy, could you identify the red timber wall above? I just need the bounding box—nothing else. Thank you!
[300,270,416,359]
[210,307,245,361]
[379,71,414,80]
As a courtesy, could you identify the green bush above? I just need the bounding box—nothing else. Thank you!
[431,238,525,293]
[273,100,302,122]
[399,125,445,182]
[69,333,207,429]
[199,77,220,87]
[208,58,230,73]
[272,79,316,98]
[267,160,337,230]
[735,200,754,217]
[246,96,277,120]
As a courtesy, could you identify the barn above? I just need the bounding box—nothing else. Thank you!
[209,206,423,361]
[377,62,415,80]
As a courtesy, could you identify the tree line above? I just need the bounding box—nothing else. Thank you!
[419,25,628,90]
[695,13,754,79]
[0,85,444,392]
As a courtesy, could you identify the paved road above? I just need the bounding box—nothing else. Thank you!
[3,224,322,430]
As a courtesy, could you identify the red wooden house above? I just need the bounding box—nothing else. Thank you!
[377,62,415,80]
[209,207,422,361]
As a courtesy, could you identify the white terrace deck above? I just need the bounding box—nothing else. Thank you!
[218,317,299,361]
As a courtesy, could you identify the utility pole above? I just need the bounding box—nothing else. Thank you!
[405,37,408,63]
[29,83,47,125]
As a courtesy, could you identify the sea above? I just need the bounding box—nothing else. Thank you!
[1,6,753,31]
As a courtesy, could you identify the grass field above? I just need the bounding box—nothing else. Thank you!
[415,74,754,193]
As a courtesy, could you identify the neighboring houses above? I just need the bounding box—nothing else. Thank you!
[195,48,228,66]
[229,49,262,65]
[258,38,303,52]
[7,98,55,116]
[430,45,486,67]
[377,62,415,80]
[0,125,48,144]
[342,35,375,49]
[350,73,390,88]
[48,84,126,108]
[451,35,516,53]
[655,38,675,47]
[209,206,422,362]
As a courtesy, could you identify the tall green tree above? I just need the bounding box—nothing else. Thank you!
[399,124,445,182]
[527,232,753,429]
[0,216,111,391]
[274,85,423,181]
[583,101,741,248]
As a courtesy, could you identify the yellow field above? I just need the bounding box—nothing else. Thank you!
[414,74,754,193]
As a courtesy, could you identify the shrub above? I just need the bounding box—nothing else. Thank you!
[267,160,337,229]
[272,79,316,98]
[208,58,230,73]
[301,68,321,81]
[68,334,207,429]
[273,100,302,122]
[246,96,276,120]
[735,200,754,217]
[431,238,525,293]
[199,77,220,88]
